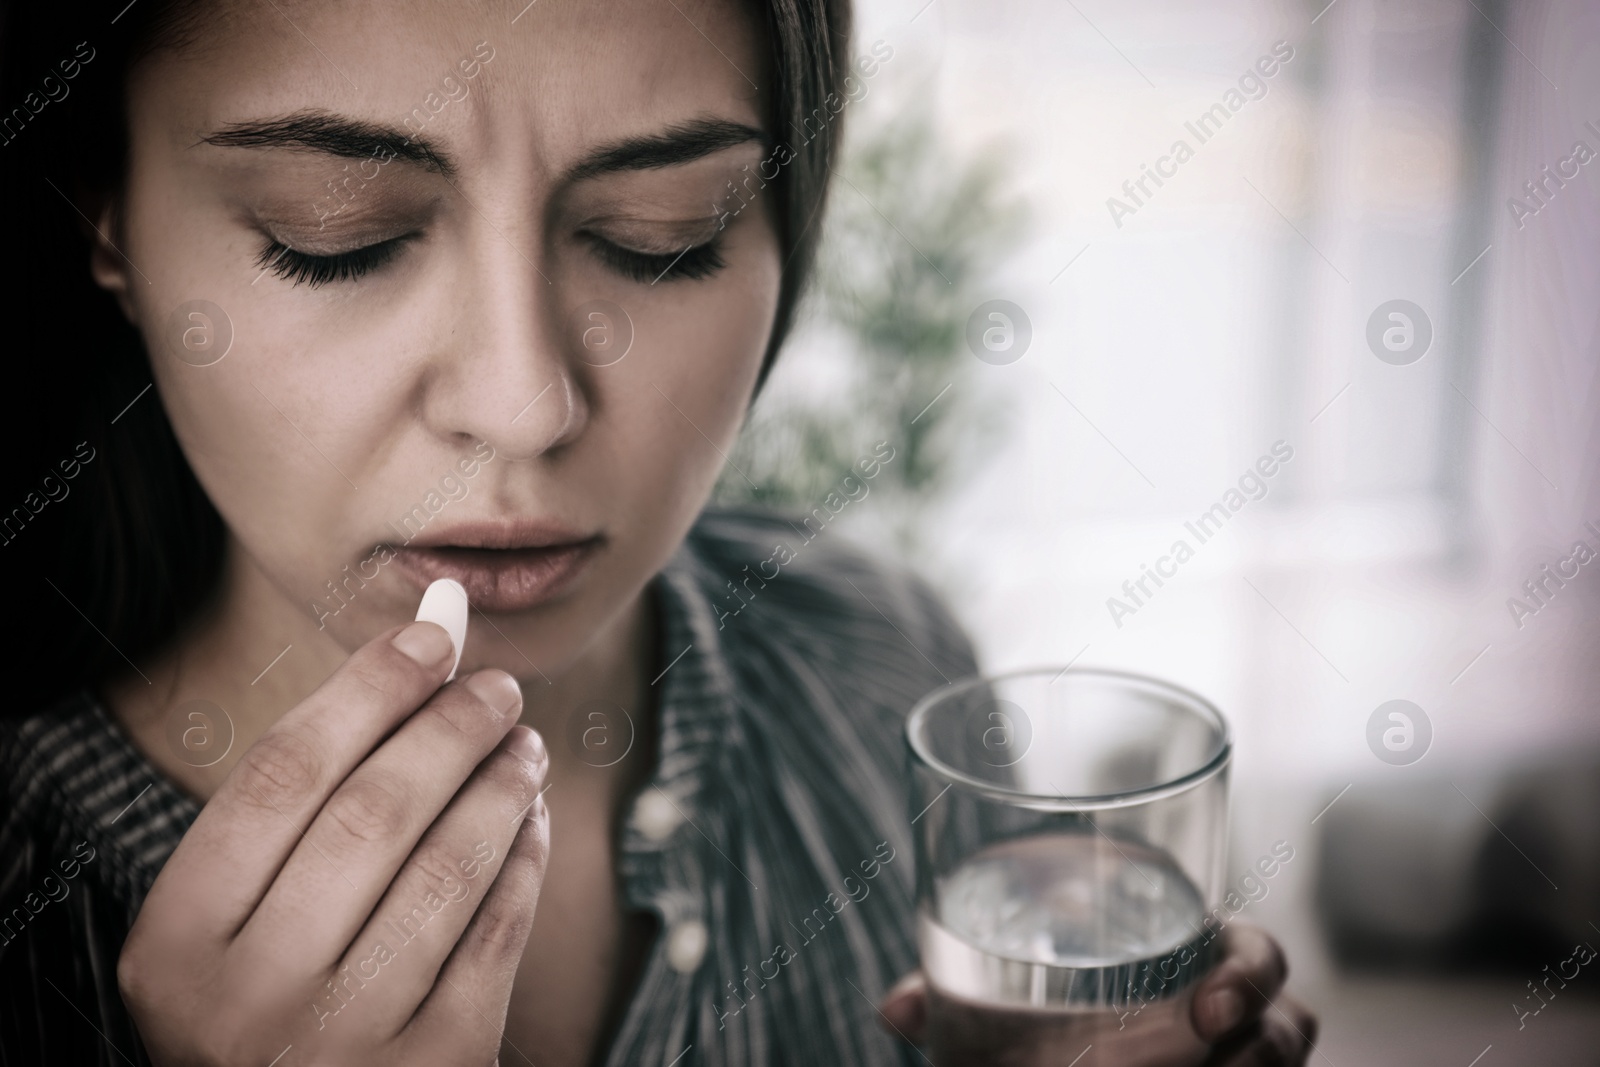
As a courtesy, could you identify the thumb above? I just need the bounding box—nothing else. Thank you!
[877,971,929,1045]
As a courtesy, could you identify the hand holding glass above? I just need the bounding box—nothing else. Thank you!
[906,668,1231,1067]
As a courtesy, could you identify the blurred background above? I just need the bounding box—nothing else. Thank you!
[717,0,1600,1061]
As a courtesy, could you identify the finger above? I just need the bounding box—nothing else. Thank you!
[236,669,525,975]
[318,727,548,1038]
[876,972,928,1046]
[1192,924,1288,1042]
[1203,995,1317,1066]
[404,792,550,1057]
[147,621,458,940]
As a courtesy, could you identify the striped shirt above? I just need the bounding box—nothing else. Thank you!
[0,508,977,1066]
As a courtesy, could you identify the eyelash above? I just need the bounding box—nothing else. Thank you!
[255,230,728,289]
[256,237,408,288]
[585,234,727,283]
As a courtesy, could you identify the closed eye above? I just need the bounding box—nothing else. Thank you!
[255,230,724,288]
[583,233,726,284]
[256,235,412,288]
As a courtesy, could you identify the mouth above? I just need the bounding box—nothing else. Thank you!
[388,522,603,614]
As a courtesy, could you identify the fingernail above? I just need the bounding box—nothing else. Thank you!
[1200,988,1245,1037]
[392,621,454,668]
[466,670,523,720]
[506,725,547,768]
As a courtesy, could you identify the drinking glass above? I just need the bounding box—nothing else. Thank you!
[905,667,1231,1067]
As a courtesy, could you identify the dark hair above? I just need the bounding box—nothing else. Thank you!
[0,0,852,712]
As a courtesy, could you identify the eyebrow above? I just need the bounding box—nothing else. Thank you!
[199,112,454,176]
[564,118,770,181]
[198,112,768,184]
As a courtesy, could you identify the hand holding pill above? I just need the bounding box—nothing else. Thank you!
[118,582,549,1067]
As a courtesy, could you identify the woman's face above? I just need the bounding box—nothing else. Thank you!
[97,0,779,676]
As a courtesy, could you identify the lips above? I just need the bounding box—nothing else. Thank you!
[388,522,602,613]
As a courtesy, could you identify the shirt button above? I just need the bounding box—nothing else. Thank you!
[634,789,684,841]
[666,918,708,973]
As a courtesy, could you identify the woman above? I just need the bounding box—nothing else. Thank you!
[0,0,1315,1063]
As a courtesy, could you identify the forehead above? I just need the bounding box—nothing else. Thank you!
[134,0,769,170]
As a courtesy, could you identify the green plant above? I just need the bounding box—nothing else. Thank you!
[716,104,1026,550]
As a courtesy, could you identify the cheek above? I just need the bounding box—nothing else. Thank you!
[602,218,780,531]
[126,155,422,621]
[144,339,408,621]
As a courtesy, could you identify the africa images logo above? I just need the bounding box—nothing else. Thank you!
[1365,700,1431,766]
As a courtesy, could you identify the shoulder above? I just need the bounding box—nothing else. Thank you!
[0,690,98,850]
[674,505,978,797]
[684,506,979,690]
[0,693,157,1060]
[0,690,196,915]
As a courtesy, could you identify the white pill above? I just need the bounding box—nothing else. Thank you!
[414,578,469,682]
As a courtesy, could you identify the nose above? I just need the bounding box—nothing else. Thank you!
[419,226,587,462]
